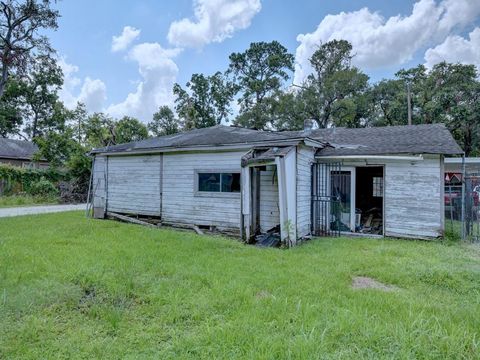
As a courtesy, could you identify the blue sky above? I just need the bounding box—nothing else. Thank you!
[49,0,480,121]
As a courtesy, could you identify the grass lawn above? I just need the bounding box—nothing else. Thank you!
[1,212,479,359]
[0,194,59,208]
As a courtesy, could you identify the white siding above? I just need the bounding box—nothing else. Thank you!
[259,165,279,232]
[384,156,443,238]
[296,146,314,238]
[162,151,243,230]
[92,156,106,217]
[106,155,161,216]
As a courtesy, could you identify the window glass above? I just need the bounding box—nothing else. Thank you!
[221,173,241,192]
[198,173,220,192]
[198,172,240,193]
[372,177,383,197]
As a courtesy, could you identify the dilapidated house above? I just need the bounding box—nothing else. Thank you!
[89,123,463,245]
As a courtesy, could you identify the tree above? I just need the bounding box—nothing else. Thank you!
[173,72,235,129]
[228,41,294,129]
[21,54,63,138]
[297,40,370,128]
[148,105,179,136]
[0,0,59,97]
[114,116,148,144]
[370,79,408,126]
[83,112,115,148]
[0,76,23,137]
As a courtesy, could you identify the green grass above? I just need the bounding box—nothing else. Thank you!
[0,194,59,208]
[1,212,479,359]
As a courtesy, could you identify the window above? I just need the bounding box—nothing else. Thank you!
[372,177,383,197]
[198,172,240,193]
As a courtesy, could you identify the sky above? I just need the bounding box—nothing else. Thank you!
[48,0,480,122]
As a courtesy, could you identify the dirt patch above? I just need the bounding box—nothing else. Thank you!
[255,290,272,299]
[352,276,398,292]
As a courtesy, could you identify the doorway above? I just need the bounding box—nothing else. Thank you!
[355,166,384,235]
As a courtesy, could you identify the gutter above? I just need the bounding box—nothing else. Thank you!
[315,155,425,161]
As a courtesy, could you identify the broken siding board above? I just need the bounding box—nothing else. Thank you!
[296,146,314,238]
[162,150,244,230]
[106,155,161,216]
[259,165,280,232]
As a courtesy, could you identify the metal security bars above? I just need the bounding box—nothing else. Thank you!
[311,162,342,237]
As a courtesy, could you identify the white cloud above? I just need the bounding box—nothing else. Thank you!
[293,0,480,84]
[106,43,182,121]
[424,27,480,69]
[58,57,107,113]
[167,0,261,48]
[111,26,141,52]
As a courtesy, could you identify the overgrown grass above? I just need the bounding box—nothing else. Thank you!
[0,194,59,208]
[1,212,479,359]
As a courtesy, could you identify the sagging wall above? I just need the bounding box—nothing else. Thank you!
[296,145,315,238]
[162,150,244,231]
[259,165,280,232]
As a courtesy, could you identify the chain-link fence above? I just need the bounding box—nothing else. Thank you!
[445,174,480,242]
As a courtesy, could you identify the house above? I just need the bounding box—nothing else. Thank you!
[89,123,463,245]
[0,138,48,169]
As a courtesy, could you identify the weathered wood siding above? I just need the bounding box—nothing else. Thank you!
[259,165,280,232]
[296,146,314,238]
[92,156,106,217]
[106,155,161,216]
[384,155,443,238]
[162,151,243,230]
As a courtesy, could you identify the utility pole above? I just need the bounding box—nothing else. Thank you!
[407,81,412,125]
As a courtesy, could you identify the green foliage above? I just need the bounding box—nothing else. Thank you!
[228,41,294,129]
[0,163,63,195]
[0,194,58,208]
[148,106,179,136]
[114,116,148,144]
[1,212,480,358]
[174,72,236,129]
[26,177,58,197]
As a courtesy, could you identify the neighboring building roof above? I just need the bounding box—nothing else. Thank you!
[0,138,40,160]
[91,123,463,156]
[312,123,463,156]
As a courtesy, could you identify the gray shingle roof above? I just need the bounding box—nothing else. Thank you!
[0,138,39,160]
[90,125,304,154]
[91,123,463,156]
[311,123,463,156]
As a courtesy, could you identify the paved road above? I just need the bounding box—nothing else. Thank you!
[0,204,86,218]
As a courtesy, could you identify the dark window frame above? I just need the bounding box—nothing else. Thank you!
[195,170,241,197]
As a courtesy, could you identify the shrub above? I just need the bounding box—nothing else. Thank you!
[26,178,59,197]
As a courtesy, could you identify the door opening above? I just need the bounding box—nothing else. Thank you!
[355,166,384,235]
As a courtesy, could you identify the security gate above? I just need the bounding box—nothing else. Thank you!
[311,162,345,237]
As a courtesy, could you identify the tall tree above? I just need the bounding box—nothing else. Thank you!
[173,72,235,129]
[0,76,23,137]
[228,41,294,129]
[0,0,59,97]
[114,116,148,144]
[370,79,408,126]
[297,40,370,128]
[148,105,179,136]
[21,54,63,138]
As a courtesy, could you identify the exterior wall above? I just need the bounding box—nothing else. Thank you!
[384,155,443,238]
[296,145,315,238]
[336,155,443,238]
[259,165,280,232]
[0,158,49,168]
[92,156,106,218]
[106,155,161,216]
[162,150,244,231]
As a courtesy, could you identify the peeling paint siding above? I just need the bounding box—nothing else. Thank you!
[92,156,106,215]
[162,151,244,230]
[259,165,280,232]
[296,146,315,238]
[106,155,161,216]
[384,156,442,238]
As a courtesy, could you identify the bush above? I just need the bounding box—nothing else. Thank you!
[0,164,64,195]
[26,178,59,197]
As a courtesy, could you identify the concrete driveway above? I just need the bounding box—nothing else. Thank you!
[0,204,86,218]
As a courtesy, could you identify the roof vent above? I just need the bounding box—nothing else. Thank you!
[303,119,314,135]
